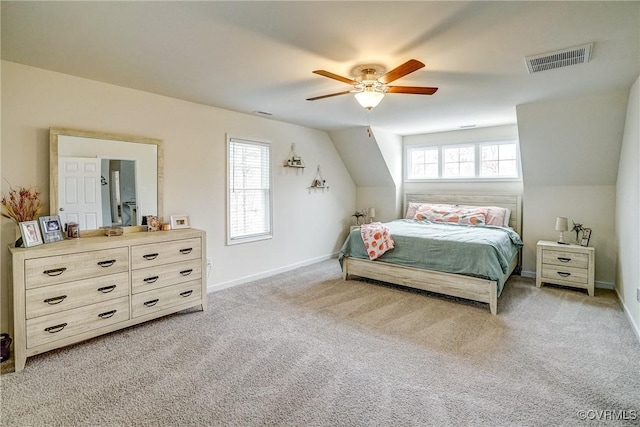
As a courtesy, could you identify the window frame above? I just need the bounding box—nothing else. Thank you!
[226,135,273,246]
[405,139,521,182]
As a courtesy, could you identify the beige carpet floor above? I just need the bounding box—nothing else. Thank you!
[1,259,639,426]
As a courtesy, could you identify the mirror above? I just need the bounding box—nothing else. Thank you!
[50,128,163,234]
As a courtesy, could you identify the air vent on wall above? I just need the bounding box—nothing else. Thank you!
[525,44,592,74]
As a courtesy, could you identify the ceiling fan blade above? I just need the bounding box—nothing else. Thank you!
[386,86,438,95]
[306,90,352,101]
[378,59,425,84]
[312,70,358,85]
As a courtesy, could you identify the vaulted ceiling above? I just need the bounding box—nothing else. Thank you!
[2,1,639,135]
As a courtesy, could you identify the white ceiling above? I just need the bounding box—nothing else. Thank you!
[2,1,639,136]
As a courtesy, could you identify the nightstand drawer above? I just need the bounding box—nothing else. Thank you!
[542,249,589,269]
[541,265,589,285]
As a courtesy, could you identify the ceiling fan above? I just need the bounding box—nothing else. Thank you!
[306,59,438,110]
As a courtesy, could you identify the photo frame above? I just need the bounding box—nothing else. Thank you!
[19,220,44,248]
[146,215,160,232]
[170,214,191,229]
[39,215,64,243]
[580,228,592,247]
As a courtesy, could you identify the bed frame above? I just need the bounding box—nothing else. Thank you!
[342,193,522,315]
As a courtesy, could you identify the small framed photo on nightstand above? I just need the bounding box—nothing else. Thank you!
[580,228,592,247]
[39,215,64,243]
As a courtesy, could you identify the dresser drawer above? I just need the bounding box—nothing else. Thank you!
[25,272,129,319]
[131,238,201,270]
[25,248,129,289]
[541,249,589,269]
[131,280,202,318]
[131,259,202,294]
[541,265,589,285]
[26,296,130,348]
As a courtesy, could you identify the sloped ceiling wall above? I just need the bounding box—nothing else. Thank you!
[329,128,395,187]
[517,89,628,186]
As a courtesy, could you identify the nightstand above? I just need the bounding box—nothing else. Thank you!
[349,225,360,232]
[536,240,595,296]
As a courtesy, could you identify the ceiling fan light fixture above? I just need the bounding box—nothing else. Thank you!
[354,90,384,110]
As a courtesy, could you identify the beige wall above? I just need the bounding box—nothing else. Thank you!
[517,89,630,286]
[1,61,356,336]
[615,75,640,338]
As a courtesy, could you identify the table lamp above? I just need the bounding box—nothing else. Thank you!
[555,217,569,244]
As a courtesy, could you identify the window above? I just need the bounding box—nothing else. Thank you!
[408,147,439,179]
[480,143,518,177]
[443,145,475,178]
[405,140,519,181]
[227,136,272,245]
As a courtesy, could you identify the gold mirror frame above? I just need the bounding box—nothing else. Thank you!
[50,127,164,236]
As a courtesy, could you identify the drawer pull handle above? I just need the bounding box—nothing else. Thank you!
[557,257,572,263]
[180,290,193,298]
[43,267,67,277]
[97,285,116,293]
[143,253,159,260]
[144,276,160,284]
[179,269,193,276]
[98,310,117,319]
[179,248,193,254]
[44,323,67,334]
[44,295,67,305]
[557,272,571,277]
[144,299,159,307]
[97,260,116,267]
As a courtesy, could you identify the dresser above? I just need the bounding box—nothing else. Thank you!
[10,229,206,372]
[536,240,595,296]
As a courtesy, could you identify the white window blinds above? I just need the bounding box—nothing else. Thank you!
[227,137,272,244]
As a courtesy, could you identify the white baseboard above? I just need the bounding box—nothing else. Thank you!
[206,253,338,293]
[614,287,640,344]
[519,270,614,289]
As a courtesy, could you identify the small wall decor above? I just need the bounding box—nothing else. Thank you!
[308,165,329,192]
[284,143,305,169]
[19,220,44,247]
[38,215,64,243]
[170,214,191,229]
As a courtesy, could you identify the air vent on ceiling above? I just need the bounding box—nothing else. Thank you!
[525,44,592,74]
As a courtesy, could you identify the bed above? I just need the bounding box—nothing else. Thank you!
[339,194,523,314]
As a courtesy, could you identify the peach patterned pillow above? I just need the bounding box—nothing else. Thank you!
[414,206,487,225]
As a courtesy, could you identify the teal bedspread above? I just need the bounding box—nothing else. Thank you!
[339,220,523,295]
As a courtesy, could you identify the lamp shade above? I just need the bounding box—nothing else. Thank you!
[368,208,376,218]
[555,217,569,232]
[355,90,384,110]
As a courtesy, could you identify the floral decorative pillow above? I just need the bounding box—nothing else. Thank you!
[414,206,487,225]
[406,203,456,219]
[458,205,509,227]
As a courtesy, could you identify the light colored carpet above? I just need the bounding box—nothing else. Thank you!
[1,259,639,426]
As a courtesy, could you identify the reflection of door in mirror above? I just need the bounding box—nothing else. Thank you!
[52,129,162,234]
[59,157,102,229]
[100,160,137,227]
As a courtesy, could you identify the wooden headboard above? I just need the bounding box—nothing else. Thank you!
[403,193,522,236]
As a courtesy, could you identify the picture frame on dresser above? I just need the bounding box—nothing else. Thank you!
[170,214,190,229]
[580,228,592,246]
[38,215,64,243]
[19,220,44,247]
